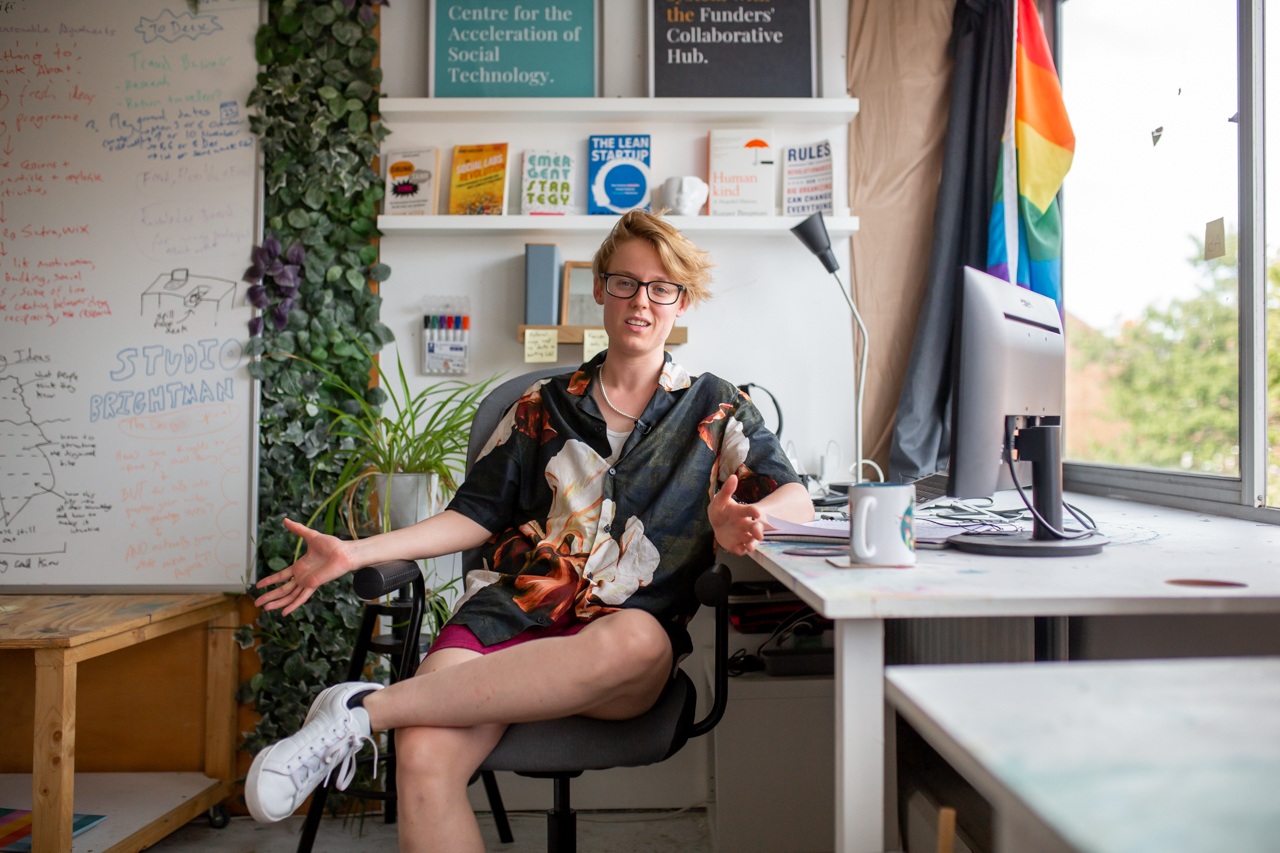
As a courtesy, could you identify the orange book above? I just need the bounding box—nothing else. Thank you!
[449,143,509,215]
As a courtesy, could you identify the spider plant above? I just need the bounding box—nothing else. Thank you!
[299,344,500,541]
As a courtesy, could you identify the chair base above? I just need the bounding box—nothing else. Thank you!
[548,775,576,853]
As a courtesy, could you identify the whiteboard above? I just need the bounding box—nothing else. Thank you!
[0,0,260,589]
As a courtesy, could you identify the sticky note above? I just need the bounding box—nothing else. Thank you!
[1204,218,1226,260]
[524,328,558,363]
[582,329,609,364]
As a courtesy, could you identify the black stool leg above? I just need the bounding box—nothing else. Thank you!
[384,728,397,824]
[547,776,575,853]
[297,607,380,853]
[481,771,514,844]
[295,778,332,853]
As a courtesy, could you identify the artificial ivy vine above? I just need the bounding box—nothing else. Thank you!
[233,0,394,768]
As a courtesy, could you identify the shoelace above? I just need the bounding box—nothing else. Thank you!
[289,720,378,792]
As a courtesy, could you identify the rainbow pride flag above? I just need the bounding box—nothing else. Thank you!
[987,0,1074,308]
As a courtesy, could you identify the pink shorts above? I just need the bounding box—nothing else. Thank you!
[427,609,589,656]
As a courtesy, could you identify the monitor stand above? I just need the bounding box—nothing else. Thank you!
[949,423,1108,557]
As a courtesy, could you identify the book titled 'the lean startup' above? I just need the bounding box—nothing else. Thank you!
[588,135,651,215]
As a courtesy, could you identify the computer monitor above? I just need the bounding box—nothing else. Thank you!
[946,266,1105,556]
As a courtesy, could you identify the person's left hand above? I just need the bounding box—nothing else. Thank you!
[709,474,769,556]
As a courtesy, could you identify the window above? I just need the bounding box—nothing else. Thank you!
[1059,0,1272,516]
[1062,0,1239,476]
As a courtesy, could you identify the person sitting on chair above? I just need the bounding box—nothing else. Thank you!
[245,210,815,851]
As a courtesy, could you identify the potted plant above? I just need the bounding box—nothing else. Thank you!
[303,347,497,537]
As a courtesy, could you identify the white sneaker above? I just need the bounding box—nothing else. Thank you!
[245,681,383,823]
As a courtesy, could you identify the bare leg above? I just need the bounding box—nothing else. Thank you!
[392,609,674,853]
[365,608,674,733]
[396,648,506,853]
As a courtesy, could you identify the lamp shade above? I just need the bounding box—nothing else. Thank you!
[791,212,840,274]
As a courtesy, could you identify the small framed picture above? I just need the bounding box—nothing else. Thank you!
[560,261,603,326]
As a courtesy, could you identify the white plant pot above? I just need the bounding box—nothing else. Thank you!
[372,472,441,531]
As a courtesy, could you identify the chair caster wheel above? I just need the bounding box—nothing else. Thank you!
[207,804,231,829]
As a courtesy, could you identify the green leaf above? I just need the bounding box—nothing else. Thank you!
[345,268,365,290]
[311,4,336,25]
[347,109,368,134]
[371,322,395,344]
[370,263,390,282]
[349,217,373,236]
[345,79,373,101]
[303,185,326,210]
[326,265,344,282]
[310,347,329,362]
[358,244,378,265]
[317,85,340,100]
[277,13,302,34]
[287,208,311,229]
[331,19,362,45]
[327,97,347,118]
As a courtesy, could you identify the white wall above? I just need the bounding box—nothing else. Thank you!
[375,0,855,811]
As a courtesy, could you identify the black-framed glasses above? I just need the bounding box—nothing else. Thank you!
[602,274,685,305]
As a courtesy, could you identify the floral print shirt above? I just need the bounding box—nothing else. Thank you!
[444,351,801,647]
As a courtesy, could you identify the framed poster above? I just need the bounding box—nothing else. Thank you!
[648,0,816,97]
[431,0,598,97]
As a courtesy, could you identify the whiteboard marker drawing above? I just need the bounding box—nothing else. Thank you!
[141,268,237,330]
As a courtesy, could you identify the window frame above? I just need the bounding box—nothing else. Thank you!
[1057,0,1280,523]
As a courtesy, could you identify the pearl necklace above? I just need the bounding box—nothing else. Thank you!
[597,365,640,421]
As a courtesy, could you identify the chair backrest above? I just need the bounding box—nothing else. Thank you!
[460,366,572,577]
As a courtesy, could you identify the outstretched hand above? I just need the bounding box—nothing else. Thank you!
[708,474,769,556]
[253,518,355,616]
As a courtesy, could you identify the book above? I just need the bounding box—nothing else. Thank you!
[525,243,561,325]
[783,140,834,217]
[383,148,440,215]
[1,809,107,853]
[588,135,651,215]
[448,143,509,215]
[521,150,575,215]
[709,129,776,216]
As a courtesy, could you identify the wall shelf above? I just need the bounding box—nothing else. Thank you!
[518,325,688,345]
[378,97,859,125]
[379,214,859,237]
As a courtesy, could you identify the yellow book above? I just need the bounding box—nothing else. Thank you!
[449,143,509,215]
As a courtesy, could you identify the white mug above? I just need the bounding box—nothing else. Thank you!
[849,483,916,567]
[662,176,709,216]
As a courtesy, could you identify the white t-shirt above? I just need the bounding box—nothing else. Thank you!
[605,428,632,464]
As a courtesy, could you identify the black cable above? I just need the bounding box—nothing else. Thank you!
[737,382,783,438]
[1006,457,1098,540]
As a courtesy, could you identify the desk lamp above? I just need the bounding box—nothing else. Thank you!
[791,212,872,483]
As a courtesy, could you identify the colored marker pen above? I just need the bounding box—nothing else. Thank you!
[462,315,470,344]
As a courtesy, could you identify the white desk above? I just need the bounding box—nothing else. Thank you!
[885,658,1280,853]
[747,493,1280,853]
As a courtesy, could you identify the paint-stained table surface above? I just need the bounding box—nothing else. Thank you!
[0,595,238,853]
[887,658,1280,853]
[0,594,231,648]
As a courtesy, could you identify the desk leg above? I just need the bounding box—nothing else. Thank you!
[835,619,884,853]
[32,649,76,853]
[205,611,239,784]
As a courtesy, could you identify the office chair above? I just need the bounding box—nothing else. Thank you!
[298,367,734,853]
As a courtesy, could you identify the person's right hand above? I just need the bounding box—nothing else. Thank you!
[253,518,356,616]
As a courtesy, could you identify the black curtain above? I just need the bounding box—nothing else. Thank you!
[888,0,1013,482]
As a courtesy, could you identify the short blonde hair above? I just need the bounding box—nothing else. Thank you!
[592,210,715,306]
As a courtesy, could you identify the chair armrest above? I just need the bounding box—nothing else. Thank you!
[689,563,732,737]
[352,559,423,600]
